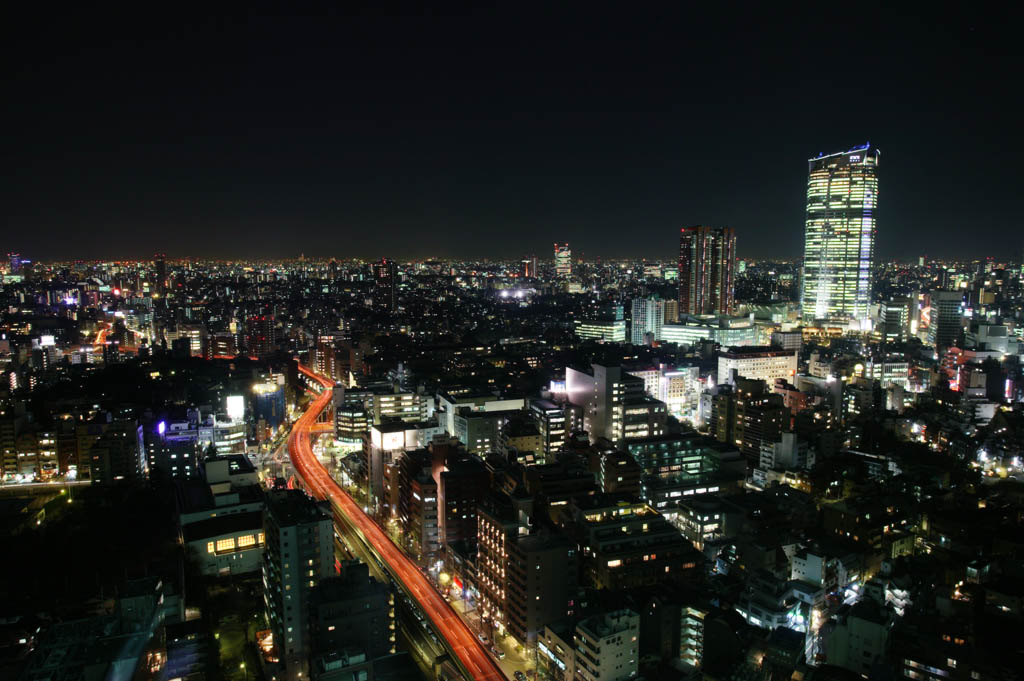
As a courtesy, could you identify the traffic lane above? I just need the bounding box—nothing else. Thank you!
[290,367,505,681]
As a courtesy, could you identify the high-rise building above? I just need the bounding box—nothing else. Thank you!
[263,490,334,681]
[477,493,578,647]
[8,253,21,275]
[929,290,964,351]
[678,226,736,315]
[879,296,914,343]
[554,243,572,278]
[153,253,166,295]
[630,297,664,345]
[801,144,880,326]
[373,258,397,311]
[245,315,276,358]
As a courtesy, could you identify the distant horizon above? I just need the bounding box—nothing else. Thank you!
[12,252,1022,266]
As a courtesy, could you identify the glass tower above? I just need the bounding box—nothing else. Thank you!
[801,144,879,326]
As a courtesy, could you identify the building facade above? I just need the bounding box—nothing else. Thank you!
[678,225,736,315]
[801,144,880,326]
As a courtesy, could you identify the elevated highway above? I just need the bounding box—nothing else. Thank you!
[287,363,506,681]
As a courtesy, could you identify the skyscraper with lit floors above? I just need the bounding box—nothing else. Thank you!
[801,144,879,327]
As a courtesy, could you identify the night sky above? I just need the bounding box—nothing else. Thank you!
[6,6,1022,262]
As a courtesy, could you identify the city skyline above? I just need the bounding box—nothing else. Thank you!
[5,7,1024,681]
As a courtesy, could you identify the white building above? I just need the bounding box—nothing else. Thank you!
[574,609,639,681]
[625,364,701,421]
[575,319,627,343]
[717,347,797,388]
[630,298,663,345]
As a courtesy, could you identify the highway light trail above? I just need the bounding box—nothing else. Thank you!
[287,363,506,681]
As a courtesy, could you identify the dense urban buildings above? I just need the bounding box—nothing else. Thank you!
[3,234,1024,681]
[4,9,1024,680]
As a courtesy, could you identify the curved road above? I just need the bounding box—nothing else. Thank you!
[287,363,506,681]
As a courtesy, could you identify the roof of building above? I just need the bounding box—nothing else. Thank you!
[181,510,263,543]
[266,489,329,526]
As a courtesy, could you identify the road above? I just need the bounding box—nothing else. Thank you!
[287,363,507,681]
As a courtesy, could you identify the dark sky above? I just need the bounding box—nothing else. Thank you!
[6,5,1023,262]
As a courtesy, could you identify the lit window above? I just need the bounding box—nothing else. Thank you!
[216,538,235,553]
[238,535,256,549]
[207,542,215,554]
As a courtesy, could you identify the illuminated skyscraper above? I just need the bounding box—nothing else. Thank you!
[801,144,879,326]
[373,258,397,311]
[554,243,572,278]
[678,226,736,315]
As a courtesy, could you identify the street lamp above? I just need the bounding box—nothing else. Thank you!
[240,662,247,681]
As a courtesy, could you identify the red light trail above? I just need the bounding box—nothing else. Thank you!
[287,363,506,681]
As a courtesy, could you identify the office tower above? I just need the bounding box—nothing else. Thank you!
[373,258,397,311]
[630,297,664,345]
[263,490,334,681]
[245,315,276,357]
[554,243,572,277]
[153,253,166,295]
[574,318,627,343]
[801,144,880,326]
[678,226,736,315]
[8,253,21,275]
[880,296,914,343]
[930,290,964,351]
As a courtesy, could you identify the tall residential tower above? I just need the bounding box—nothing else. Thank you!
[678,226,736,315]
[373,258,397,311]
[801,144,879,327]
